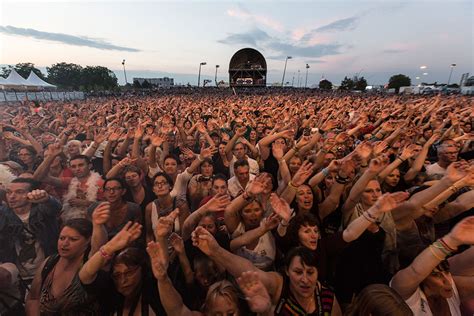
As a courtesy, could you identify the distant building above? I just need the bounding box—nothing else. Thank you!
[133,77,174,88]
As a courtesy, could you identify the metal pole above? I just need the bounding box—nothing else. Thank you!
[122,59,128,85]
[215,65,219,86]
[198,64,202,87]
[447,64,456,85]
[281,56,291,86]
[305,64,309,88]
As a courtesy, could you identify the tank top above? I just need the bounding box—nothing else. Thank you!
[275,280,335,316]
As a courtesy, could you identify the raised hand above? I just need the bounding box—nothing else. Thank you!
[335,132,349,144]
[237,271,272,314]
[445,216,474,249]
[105,221,142,253]
[26,190,49,203]
[355,141,373,161]
[371,192,409,215]
[368,155,389,174]
[200,145,217,159]
[150,133,165,147]
[181,147,196,160]
[155,208,179,239]
[49,143,64,157]
[93,130,106,145]
[291,160,313,186]
[92,202,111,225]
[169,232,185,255]
[146,241,168,281]
[246,174,267,197]
[373,141,388,156]
[235,126,247,137]
[261,213,280,232]
[269,193,292,222]
[272,142,285,160]
[444,160,470,183]
[203,193,231,212]
[399,144,417,161]
[296,135,311,148]
[191,226,220,255]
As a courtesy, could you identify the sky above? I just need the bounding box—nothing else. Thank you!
[0,0,473,86]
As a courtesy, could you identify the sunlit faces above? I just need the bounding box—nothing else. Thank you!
[287,256,318,299]
[288,156,303,175]
[67,141,82,157]
[296,185,314,211]
[6,182,31,209]
[241,201,264,230]
[298,225,320,250]
[153,175,171,196]
[199,215,217,235]
[361,180,382,208]
[211,178,228,196]
[57,226,90,259]
[422,270,454,299]
[235,165,250,185]
[124,171,141,188]
[200,161,214,177]
[385,168,401,187]
[233,143,246,159]
[112,263,142,297]
[18,148,34,165]
[163,157,178,175]
[69,158,91,179]
[103,180,125,203]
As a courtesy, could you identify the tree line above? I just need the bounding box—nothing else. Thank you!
[0,62,118,91]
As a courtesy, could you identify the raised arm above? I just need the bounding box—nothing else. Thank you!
[258,130,292,160]
[224,127,246,161]
[404,132,440,182]
[391,216,474,300]
[79,222,142,284]
[230,214,279,251]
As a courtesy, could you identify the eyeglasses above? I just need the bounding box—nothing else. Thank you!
[112,265,140,279]
[154,181,169,187]
[104,187,123,192]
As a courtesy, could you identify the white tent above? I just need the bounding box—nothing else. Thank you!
[26,71,56,89]
[3,69,31,87]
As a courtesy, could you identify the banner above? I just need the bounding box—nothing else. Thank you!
[58,92,65,100]
[0,92,6,102]
[16,92,27,101]
[36,92,45,101]
[67,92,75,99]
[44,92,52,101]
[27,92,37,101]
[5,92,17,102]
[51,92,59,100]
[74,91,84,99]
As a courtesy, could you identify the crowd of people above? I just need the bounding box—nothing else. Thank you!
[0,89,473,316]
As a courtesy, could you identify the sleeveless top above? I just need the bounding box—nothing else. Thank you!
[151,197,180,240]
[275,280,335,316]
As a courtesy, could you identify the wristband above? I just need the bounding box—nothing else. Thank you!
[362,212,375,223]
[288,181,298,190]
[321,168,329,177]
[197,155,204,162]
[243,190,254,202]
[279,220,289,227]
[428,245,445,261]
[99,246,113,260]
[293,146,300,153]
[439,238,456,252]
[335,174,349,184]
[278,158,286,164]
[397,157,406,163]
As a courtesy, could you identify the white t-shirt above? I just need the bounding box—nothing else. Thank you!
[425,162,447,176]
[396,276,461,316]
[231,222,276,271]
[229,156,260,177]
[228,174,256,199]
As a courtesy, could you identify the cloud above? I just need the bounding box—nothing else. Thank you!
[382,49,405,54]
[299,16,359,43]
[217,28,271,46]
[226,5,284,32]
[218,28,343,60]
[0,25,140,52]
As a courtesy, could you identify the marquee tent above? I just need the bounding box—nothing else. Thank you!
[26,71,56,89]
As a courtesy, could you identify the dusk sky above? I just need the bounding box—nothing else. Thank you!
[1,0,472,86]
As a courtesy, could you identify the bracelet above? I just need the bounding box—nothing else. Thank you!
[428,245,446,261]
[278,158,286,164]
[432,240,451,256]
[321,168,329,177]
[99,246,113,260]
[288,181,298,190]
[397,157,406,163]
[197,155,204,162]
[362,212,376,223]
[293,146,300,153]
[279,220,290,227]
[450,185,459,193]
[360,163,368,168]
[439,238,456,253]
